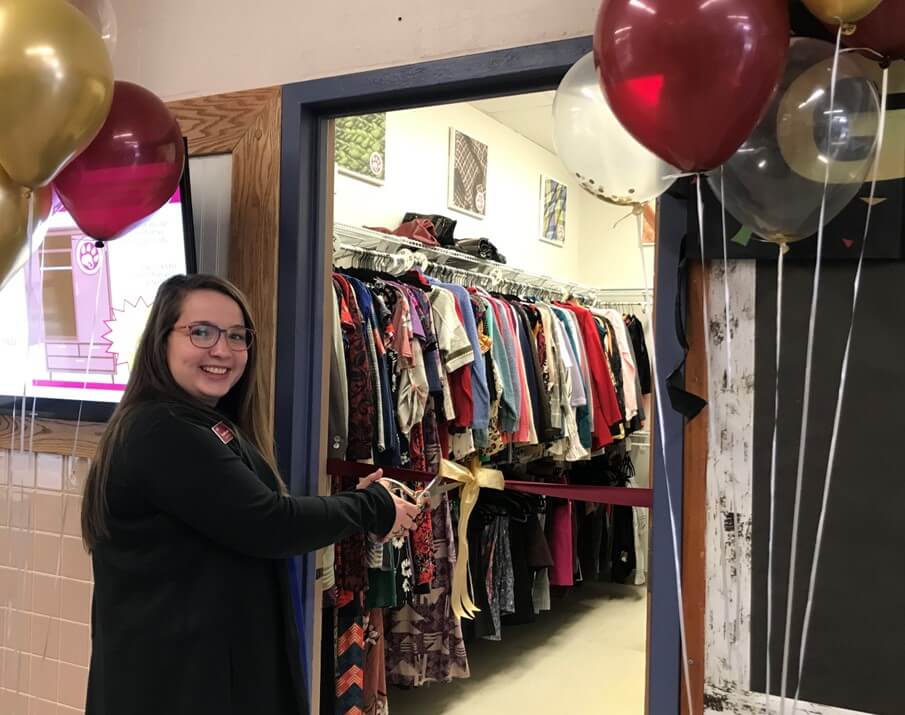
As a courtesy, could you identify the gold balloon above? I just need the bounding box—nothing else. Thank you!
[0,0,114,188]
[0,167,53,290]
[801,0,883,25]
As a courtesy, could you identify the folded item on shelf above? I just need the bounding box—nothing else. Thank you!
[454,238,506,263]
[365,218,440,246]
[403,212,458,246]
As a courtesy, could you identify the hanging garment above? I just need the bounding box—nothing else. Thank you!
[483,295,522,435]
[334,275,375,462]
[429,285,473,421]
[504,513,536,626]
[484,515,516,641]
[537,305,563,434]
[500,301,536,445]
[363,609,389,715]
[601,308,640,423]
[429,279,490,431]
[385,496,470,687]
[387,284,429,436]
[623,330,647,430]
[548,314,588,462]
[329,286,349,460]
[553,307,593,450]
[548,500,575,587]
[371,291,402,467]
[626,314,652,396]
[610,504,637,584]
[448,296,476,429]
[513,304,545,443]
[597,318,627,440]
[560,303,623,450]
[335,596,366,715]
[515,303,557,443]
[477,294,517,433]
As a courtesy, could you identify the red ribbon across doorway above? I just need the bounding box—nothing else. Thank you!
[325,459,652,509]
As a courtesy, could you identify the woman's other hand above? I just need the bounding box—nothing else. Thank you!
[356,469,420,540]
[356,468,384,490]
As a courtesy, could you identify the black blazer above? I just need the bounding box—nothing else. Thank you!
[86,401,395,715]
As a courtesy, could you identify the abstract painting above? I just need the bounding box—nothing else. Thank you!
[449,129,488,218]
[540,176,567,246]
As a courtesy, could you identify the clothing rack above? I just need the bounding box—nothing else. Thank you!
[334,223,652,310]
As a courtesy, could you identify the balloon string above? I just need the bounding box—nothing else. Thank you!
[45,244,108,666]
[790,64,889,715]
[662,171,698,181]
[839,46,885,61]
[613,208,636,229]
[0,191,35,694]
[765,240,787,715]
[20,192,37,454]
[779,24,843,715]
[650,320,695,715]
[635,211,651,310]
[3,190,38,698]
[69,245,106,469]
[29,213,48,454]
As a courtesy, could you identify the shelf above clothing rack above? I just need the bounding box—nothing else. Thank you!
[333,223,652,309]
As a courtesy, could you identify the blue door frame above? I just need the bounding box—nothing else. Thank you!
[276,36,688,712]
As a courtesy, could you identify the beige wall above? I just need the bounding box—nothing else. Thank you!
[335,102,655,289]
[114,0,599,100]
[1,454,92,715]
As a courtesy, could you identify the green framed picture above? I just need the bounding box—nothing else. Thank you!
[335,113,386,184]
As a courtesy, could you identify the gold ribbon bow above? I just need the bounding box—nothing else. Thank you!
[438,456,505,620]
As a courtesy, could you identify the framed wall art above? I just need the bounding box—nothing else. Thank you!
[540,175,567,246]
[448,128,488,218]
[335,112,386,184]
[640,200,658,246]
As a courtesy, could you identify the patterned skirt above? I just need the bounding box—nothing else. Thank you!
[384,495,470,687]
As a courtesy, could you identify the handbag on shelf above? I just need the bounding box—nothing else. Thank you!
[402,212,457,247]
[365,218,440,246]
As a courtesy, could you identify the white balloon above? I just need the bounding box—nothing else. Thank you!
[553,53,677,207]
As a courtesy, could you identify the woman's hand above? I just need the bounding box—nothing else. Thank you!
[385,493,421,541]
[356,470,421,541]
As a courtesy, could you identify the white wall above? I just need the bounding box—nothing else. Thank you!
[576,189,656,290]
[334,102,655,289]
[113,0,600,100]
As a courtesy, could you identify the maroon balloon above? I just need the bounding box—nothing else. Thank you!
[843,1,905,59]
[594,0,790,173]
[54,81,185,241]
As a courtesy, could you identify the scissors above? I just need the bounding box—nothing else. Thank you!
[417,475,461,511]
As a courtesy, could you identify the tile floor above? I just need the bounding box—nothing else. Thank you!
[389,581,648,715]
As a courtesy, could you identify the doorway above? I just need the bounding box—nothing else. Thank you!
[276,37,689,713]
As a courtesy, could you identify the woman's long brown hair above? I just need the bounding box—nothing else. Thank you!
[81,274,280,550]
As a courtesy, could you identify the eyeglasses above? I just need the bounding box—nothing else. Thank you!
[174,322,255,351]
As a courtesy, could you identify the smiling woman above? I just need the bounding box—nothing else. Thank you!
[167,290,253,406]
[78,272,422,715]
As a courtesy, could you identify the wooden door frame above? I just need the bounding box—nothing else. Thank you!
[167,86,282,425]
[683,260,708,715]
